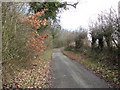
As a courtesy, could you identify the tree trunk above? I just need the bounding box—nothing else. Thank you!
[91,37,96,50]
[98,37,104,51]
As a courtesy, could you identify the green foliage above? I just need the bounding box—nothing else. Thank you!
[29,2,67,21]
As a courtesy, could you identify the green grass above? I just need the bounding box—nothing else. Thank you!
[43,50,52,60]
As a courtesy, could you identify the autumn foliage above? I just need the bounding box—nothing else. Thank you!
[20,8,48,29]
[20,9,49,53]
[29,31,48,52]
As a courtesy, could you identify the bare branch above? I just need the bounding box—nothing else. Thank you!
[66,2,79,8]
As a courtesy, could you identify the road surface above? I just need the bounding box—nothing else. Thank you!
[52,49,109,88]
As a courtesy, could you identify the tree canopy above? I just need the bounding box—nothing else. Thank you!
[29,2,78,21]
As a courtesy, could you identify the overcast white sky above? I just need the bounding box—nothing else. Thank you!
[58,0,120,31]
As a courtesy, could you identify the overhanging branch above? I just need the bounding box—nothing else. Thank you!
[65,2,79,8]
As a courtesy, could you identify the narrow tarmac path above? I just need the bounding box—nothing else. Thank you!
[52,49,109,88]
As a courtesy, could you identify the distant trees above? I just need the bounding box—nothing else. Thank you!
[60,27,88,50]
[74,29,87,49]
